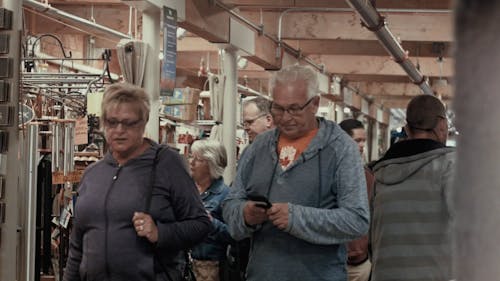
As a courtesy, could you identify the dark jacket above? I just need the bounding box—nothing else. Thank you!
[347,167,374,265]
[63,141,212,281]
[192,178,233,261]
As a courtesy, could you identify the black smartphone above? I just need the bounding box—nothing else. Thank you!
[247,194,272,209]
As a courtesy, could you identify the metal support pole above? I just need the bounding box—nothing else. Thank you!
[221,48,237,184]
[142,10,160,142]
[1,0,22,280]
[63,122,75,176]
[25,124,39,281]
[52,122,62,172]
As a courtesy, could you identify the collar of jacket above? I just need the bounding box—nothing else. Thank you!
[264,117,341,162]
[205,178,226,195]
[378,138,447,163]
[103,138,158,166]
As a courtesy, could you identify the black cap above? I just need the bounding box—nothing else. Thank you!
[406,95,446,130]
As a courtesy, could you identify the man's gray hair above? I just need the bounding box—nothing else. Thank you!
[191,140,227,180]
[243,96,272,115]
[269,64,319,99]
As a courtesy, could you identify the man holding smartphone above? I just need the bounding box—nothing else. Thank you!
[223,65,369,281]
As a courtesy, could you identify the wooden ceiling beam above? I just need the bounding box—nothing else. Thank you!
[309,54,454,77]
[179,0,281,69]
[349,81,453,98]
[221,0,452,10]
[285,40,452,58]
[240,10,453,42]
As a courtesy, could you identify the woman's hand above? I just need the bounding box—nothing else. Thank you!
[132,212,158,243]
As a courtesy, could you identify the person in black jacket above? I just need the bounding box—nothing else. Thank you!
[63,83,211,281]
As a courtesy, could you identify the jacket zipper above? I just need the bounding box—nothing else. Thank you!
[104,165,122,280]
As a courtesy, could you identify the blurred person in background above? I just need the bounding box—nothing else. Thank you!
[340,119,374,281]
[242,97,274,143]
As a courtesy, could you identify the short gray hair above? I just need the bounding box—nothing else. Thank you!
[269,64,319,99]
[101,83,150,123]
[243,96,272,115]
[191,140,227,179]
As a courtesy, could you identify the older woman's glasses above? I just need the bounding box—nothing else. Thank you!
[104,118,143,129]
[188,155,206,163]
[270,97,315,116]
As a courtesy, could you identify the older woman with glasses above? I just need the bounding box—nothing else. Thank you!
[63,83,211,281]
[189,140,233,281]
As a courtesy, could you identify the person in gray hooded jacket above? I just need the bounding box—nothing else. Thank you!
[63,83,211,281]
[370,95,456,281]
[222,65,369,281]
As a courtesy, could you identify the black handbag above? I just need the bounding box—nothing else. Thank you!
[149,146,197,281]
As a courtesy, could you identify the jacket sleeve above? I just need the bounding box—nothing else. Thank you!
[155,150,212,250]
[285,139,370,245]
[63,176,90,281]
[63,216,83,281]
[222,146,258,241]
[209,188,235,244]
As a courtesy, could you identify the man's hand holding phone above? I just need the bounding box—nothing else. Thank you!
[243,194,272,226]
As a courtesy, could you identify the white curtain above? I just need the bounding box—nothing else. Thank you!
[116,39,147,86]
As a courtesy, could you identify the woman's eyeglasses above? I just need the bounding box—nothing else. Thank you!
[104,118,143,129]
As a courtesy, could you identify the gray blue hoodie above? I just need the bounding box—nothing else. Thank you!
[223,118,369,281]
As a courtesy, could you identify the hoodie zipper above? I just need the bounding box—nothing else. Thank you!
[104,165,123,280]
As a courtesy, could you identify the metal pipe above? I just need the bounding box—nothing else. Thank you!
[22,72,102,77]
[345,0,434,95]
[52,123,61,172]
[22,79,99,84]
[213,1,327,74]
[23,0,131,40]
[26,123,39,281]
[63,122,75,176]
[237,84,270,99]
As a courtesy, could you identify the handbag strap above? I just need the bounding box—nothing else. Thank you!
[145,145,167,212]
[147,145,196,281]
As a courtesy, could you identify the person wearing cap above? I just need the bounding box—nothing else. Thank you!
[369,95,456,281]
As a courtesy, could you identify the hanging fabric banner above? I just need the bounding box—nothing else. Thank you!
[160,7,177,96]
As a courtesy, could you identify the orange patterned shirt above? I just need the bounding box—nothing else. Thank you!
[277,128,319,170]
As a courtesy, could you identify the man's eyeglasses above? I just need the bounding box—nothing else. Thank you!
[104,118,143,129]
[243,113,266,127]
[270,97,315,116]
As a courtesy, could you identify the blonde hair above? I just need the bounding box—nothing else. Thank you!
[101,83,150,123]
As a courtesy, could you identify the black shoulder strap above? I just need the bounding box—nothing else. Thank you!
[145,145,167,213]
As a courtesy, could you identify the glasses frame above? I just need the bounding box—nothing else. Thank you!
[104,118,143,130]
[242,113,267,127]
[188,155,206,163]
[270,97,316,116]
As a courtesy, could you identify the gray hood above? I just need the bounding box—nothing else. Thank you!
[373,147,455,185]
